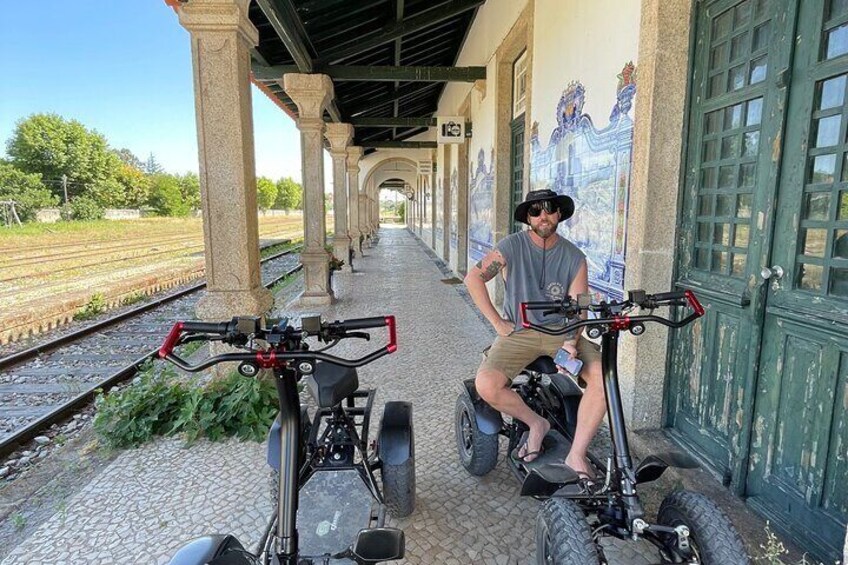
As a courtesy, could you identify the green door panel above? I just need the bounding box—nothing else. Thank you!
[746,314,846,561]
[667,294,756,482]
[744,0,848,559]
[510,116,525,234]
[669,0,795,489]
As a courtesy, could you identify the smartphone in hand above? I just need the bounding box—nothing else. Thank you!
[554,348,583,376]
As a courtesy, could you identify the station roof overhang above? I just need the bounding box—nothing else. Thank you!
[169,0,486,154]
[249,0,484,153]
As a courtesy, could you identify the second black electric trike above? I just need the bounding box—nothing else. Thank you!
[455,289,750,564]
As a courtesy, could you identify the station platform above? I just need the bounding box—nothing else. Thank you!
[1,226,772,564]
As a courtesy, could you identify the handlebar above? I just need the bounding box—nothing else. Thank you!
[520,289,704,337]
[157,315,398,372]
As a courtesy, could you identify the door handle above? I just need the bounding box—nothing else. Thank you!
[760,265,785,291]
[760,265,785,280]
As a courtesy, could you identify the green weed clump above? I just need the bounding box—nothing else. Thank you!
[73,293,107,321]
[93,365,278,449]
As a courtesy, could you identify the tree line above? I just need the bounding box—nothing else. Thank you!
[0,113,304,222]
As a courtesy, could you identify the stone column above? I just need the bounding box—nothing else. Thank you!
[346,147,363,257]
[430,167,437,250]
[283,73,334,306]
[178,0,273,320]
[359,193,369,246]
[370,192,379,235]
[325,123,353,272]
[618,0,693,428]
[442,148,452,261]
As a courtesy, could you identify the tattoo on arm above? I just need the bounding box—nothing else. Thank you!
[475,259,484,270]
[479,260,504,282]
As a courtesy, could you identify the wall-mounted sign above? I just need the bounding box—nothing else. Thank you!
[418,160,433,175]
[437,116,465,144]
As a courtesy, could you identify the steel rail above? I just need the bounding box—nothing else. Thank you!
[0,253,305,458]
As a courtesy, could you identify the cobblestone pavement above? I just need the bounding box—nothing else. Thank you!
[2,226,659,564]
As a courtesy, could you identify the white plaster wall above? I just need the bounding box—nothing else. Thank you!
[358,148,430,192]
[530,0,641,140]
[438,0,529,114]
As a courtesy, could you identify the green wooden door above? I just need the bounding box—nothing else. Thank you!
[670,0,848,558]
[744,0,848,559]
[510,116,525,234]
[668,0,794,487]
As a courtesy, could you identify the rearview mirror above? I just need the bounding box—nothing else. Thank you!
[349,528,405,563]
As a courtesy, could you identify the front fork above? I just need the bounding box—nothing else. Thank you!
[601,334,696,561]
[601,332,644,530]
[273,367,301,564]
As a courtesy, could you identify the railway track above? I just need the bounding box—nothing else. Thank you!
[0,247,303,459]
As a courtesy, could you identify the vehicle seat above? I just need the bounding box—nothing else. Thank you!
[307,361,359,408]
[524,355,558,374]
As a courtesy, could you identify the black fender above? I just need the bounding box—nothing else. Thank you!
[266,406,309,471]
[547,373,581,437]
[167,534,253,565]
[635,451,700,484]
[461,379,503,435]
[378,401,414,465]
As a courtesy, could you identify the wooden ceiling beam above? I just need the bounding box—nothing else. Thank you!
[359,140,437,148]
[317,0,485,64]
[253,64,486,82]
[254,0,342,121]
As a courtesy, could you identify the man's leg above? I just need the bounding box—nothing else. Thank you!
[475,330,549,461]
[475,368,549,461]
[563,340,606,476]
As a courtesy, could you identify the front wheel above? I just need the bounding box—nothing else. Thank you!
[455,394,499,476]
[383,453,415,518]
[535,498,599,565]
[657,490,750,564]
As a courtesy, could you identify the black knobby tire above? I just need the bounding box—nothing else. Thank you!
[535,498,599,565]
[383,453,416,518]
[455,393,499,476]
[657,490,750,565]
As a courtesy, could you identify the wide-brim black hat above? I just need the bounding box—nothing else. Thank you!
[514,189,575,225]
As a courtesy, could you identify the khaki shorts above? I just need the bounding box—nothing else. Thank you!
[478,329,601,382]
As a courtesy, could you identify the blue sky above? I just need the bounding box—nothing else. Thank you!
[0,0,318,183]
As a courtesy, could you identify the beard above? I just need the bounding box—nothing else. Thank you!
[531,220,557,239]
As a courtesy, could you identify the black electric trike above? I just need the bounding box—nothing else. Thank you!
[455,289,750,564]
[158,313,414,565]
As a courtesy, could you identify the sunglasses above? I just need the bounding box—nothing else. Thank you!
[528,200,559,217]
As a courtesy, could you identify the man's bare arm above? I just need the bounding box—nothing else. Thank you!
[464,249,511,334]
[564,259,589,348]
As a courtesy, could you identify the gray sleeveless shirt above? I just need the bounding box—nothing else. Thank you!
[496,231,586,333]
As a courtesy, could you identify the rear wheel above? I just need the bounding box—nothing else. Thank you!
[455,393,499,476]
[657,490,750,564]
[535,498,599,565]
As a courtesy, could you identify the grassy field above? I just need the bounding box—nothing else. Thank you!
[0,214,306,342]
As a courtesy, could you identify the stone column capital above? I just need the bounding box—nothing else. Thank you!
[346,146,363,169]
[178,0,258,46]
[283,73,334,122]
[325,123,353,153]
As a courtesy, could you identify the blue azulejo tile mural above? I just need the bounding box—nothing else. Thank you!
[530,63,637,300]
[468,148,495,267]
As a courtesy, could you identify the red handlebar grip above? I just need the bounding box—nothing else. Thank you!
[158,322,184,358]
[386,316,398,353]
[685,290,705,317]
